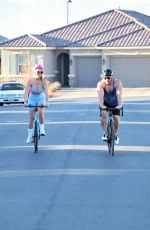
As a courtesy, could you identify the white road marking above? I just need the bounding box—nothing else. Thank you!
[0,121,150,125]
[0,145,150,152]
[0,109,150,114]
[0,168,150,178]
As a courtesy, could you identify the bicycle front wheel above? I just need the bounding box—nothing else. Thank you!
[107,123,111,155]
[107,120,115,156]
[34,121,39,153]
[110,119,115,156]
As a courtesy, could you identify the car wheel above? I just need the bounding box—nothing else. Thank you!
[0,103,4,106]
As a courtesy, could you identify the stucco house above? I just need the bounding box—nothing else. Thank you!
[0,9,150,87]
[0,35,8,74]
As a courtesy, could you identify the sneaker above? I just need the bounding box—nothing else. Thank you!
[115,135,119,145]
[40,124,46,136]
[26,136,32,144]
[26,128,33,144]
[40,129,46,136]
[102,134,107,141]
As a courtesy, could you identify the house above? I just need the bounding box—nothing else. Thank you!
[0,35,8,74]
[0,9,150,87]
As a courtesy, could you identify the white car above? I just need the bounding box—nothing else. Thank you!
[0,81,25,106]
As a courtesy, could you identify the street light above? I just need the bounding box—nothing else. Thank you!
[67,0,72,25]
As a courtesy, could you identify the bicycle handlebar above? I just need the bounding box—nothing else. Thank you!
[100,106,123,116]
[25,104,48,108]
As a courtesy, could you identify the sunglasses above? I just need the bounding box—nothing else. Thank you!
[37,71,43,74]
[105,76,111,80]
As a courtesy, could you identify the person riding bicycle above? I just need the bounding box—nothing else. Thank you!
[97,68,123,144]
[24,64,49,144]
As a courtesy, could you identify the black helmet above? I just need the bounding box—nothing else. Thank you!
[103,69,113,76]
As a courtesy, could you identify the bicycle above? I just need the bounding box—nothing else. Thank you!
[26,105,47,153]
[100,107,123,156]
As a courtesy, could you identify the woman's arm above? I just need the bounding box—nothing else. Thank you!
[43,79,49,104]
[24,79,31,104]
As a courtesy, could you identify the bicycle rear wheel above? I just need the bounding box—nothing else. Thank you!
[34,121,39,153]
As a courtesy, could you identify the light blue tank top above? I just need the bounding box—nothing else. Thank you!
[30,85,45,94]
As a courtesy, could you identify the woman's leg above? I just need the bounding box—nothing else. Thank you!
[26,109,35,143]
[39,108,45,135]
[29,110,34,128]
[38,108,44,124]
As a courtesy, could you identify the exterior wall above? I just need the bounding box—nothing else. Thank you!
[41,50,56,82]
[1,47,150,87]
[0,49,56,83]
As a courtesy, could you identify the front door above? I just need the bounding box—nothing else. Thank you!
[57,53,69,86]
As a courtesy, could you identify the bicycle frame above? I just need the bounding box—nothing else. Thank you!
[26,105,46,153]
[106,109,115,156]
[100,107,123,156]
[33,107,40,153]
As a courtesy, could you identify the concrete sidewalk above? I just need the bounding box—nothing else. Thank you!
[51,88,150,102]
[123,88,150,101]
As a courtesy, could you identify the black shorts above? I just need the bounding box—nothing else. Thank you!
[100,102,120,116]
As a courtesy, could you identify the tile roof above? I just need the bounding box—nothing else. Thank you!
[0,9,150,48]
[120,10,150,28]
[0,34,47,47]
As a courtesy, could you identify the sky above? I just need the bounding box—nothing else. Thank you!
[0,0,150,39]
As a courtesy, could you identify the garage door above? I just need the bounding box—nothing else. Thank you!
[76,57,102,87]
[110,57,150,87]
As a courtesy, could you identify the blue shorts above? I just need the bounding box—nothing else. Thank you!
[28,93,46,109]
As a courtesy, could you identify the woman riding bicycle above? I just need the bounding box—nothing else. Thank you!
[24,64,49,144]
[97,69,123,144]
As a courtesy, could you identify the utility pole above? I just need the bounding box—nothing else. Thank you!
[67,0,72,25]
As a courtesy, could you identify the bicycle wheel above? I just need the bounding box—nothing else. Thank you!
[34,121,39,153]
[107,120,115,156]
[107,122,111,155]
[110,119,115,156]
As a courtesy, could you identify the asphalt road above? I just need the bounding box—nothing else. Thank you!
[0,88,150,230]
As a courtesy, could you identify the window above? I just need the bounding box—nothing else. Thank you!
[9,53,29,75]
[18,54,28,74]
[8,52,43,76]
[1,83,24,90]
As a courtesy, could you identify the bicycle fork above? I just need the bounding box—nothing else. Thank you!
[107,118,115,156]
[33,114,40,139]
